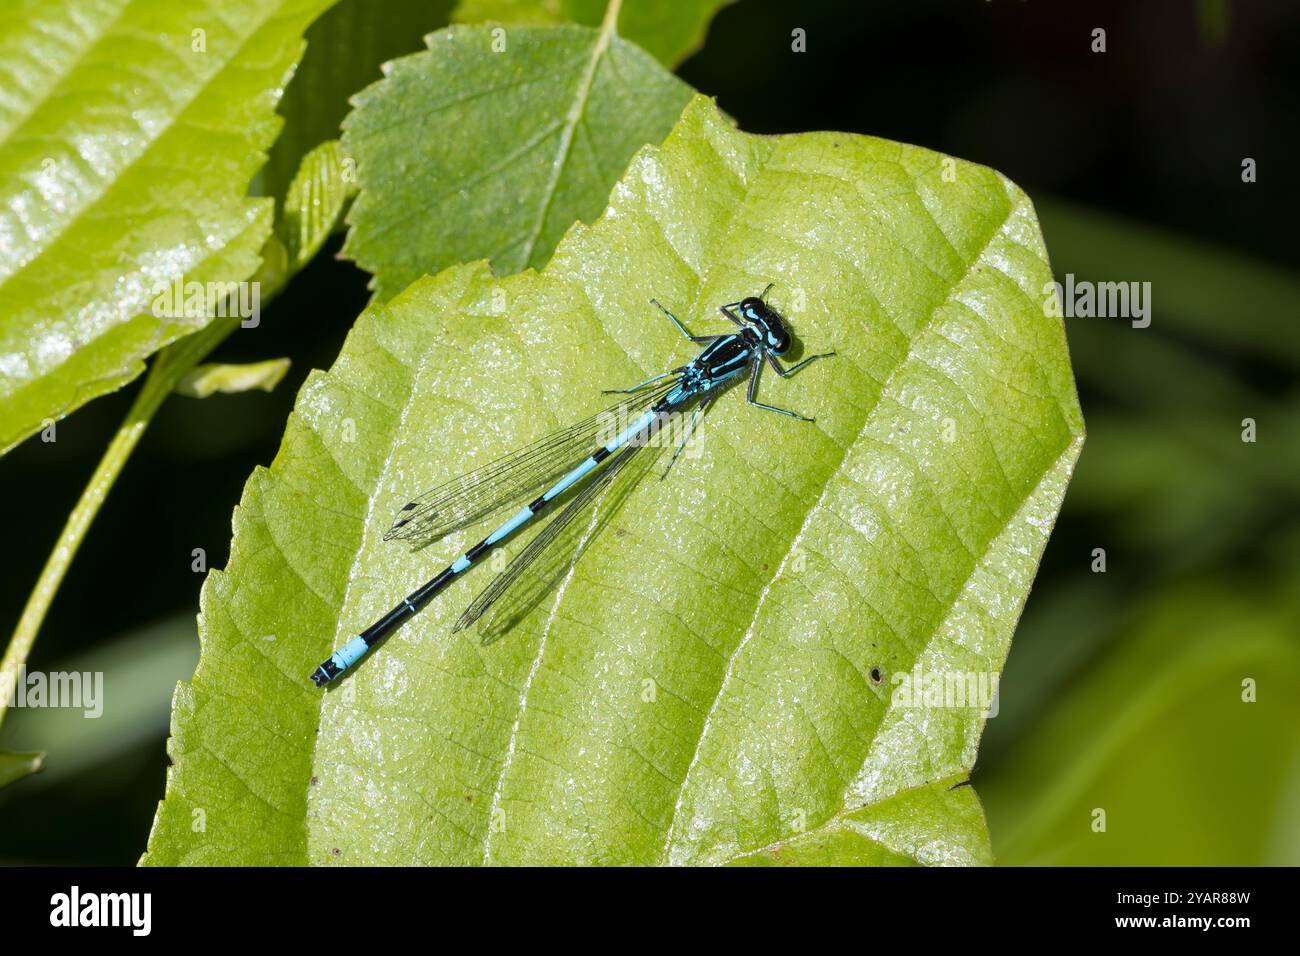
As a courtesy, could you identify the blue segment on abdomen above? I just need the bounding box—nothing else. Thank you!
[542,454,602,503]
[331,635,369,670]
[606,409,659,452]
[448,407,661,585]
[485,504,535,545]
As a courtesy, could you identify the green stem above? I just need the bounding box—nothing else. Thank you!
[0,316,242,726]
[0,138,351,728]
[603,0,623,31]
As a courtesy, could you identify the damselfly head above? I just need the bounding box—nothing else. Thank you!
[739,296,791,354]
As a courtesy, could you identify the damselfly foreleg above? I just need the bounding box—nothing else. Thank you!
[662,396,712,479]
[745,357,814,422]
[650,299,725,343]
[766,348,836,378]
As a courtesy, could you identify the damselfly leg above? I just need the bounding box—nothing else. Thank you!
[650,298,725,343]
[662,396,712,480]
[603,368,681,395]
[766,349,836,378]
[746,356,813,421]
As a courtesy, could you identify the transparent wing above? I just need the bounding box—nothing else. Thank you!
[385,376,677,543]
[453,440,658,638]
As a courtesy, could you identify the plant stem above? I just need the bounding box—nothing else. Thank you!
[0,316,239,726]
[0,143,346,727]
[603,0,623,32]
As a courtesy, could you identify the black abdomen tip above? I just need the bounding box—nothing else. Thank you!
[311,660,340,687]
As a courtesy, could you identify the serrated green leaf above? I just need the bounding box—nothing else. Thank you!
[176,358,291,398]
[0,0,337,455]
[0,751,43,790]
[342,22,694,300]
[276,139,358,269]
[143,97,1083,866]
[260,0,453,203]
[454,0,735,67]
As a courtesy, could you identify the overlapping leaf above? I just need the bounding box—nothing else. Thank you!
[260,0,453,203]
[455,0,735,66]
[275,139,359,269]
[144,97,1082,866]
[342,22,694,300]
[0,0,336,454]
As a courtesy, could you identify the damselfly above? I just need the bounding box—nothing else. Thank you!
[311,287,834,686]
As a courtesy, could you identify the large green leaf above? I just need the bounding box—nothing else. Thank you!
[143,97,1083,865]
[341,22,694,300]
[454,0,735,67]
[0,0,336,455]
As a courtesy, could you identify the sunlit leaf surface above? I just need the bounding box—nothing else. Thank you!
[342,22,694,300]
[144,97,1082,865]
[0,0,336,454]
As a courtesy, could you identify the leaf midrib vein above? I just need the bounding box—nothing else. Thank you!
[515,7,618,269]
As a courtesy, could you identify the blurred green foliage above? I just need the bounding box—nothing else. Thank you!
[975,200,1300,865]
[984,584,1300,865]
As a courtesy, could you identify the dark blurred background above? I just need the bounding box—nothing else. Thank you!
[2,0,1297,864]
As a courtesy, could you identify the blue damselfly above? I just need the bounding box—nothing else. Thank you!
[311,288,833,686]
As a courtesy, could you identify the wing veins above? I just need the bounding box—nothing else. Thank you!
[385,377,676,543]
